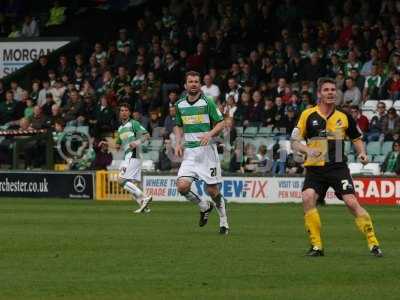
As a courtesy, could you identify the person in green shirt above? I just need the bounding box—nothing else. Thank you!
[107,103,152,213]
[174,71,230,235]
[381,141,400,175]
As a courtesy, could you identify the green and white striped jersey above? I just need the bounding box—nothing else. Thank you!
[175,94,224,148]
[115,119,148,158]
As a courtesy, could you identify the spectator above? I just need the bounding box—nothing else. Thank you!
[234,92,251,126]
[0,91,17,125]
[45,0,66,28]
[21,14,39,37]
[256,144,272,174]
[350,105,369,135]
[223,78,241,103]
[201,74,220,101]
[367,102,388,142]
[62,90,84,126]
[381,140,400,175]
[343,77,362,106]
[92,96,115,137]
[386,70,400,101]
[116,28,133,52]
[92,140,113,170]
[383,108,400,141]
[163,106,176,138]
[363,64,382,100]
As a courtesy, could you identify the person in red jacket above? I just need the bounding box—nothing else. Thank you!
[350,105,369,134]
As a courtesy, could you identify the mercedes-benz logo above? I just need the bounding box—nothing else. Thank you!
[73,175,86,193]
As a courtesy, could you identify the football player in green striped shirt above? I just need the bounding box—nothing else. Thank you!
[174,71,230,234]
[113,103,152,213]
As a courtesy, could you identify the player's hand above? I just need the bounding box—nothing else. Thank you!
[175,144,184,157]
[200,133,212,146]
[358,153,369,165]
[306,148,321,158]
[129,141,140,149]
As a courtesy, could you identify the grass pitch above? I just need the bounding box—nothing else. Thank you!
[0,199,399,300]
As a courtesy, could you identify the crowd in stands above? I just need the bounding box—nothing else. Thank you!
[0,0,400,175]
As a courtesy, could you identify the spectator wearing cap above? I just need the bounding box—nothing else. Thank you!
[343,77,362,106]
[201,74,220,101]
[382,108,400,141]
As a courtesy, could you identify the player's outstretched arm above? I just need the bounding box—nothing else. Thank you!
[290,128,321,158]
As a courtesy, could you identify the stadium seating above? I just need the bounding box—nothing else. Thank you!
[366,141,381,156]
[362,100,378,111]
[243,127,258,138]
[363,110,375,121]
[380,100,393,109]
[381,141,393,155]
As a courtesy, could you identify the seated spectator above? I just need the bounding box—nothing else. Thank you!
[256,145,272,174]
[163,106,176,138]
[45,0,66,28]
[383,108,400,141]
[241,143,258,173]
[386,70,400,101]
[366,101,387,142]
[350,105,369,135]
[271,140,287,176]
[381,140,400,175]
[343,77,362,106]
[68,141,96,171]
[201,74,220,101]
[0,91,17,125]
[363,64,382,101]
[21,14,39,37]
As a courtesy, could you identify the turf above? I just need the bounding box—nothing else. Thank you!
[0,199,399,300]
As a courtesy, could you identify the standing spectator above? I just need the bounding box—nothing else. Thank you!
[343,77,362,106]
[161,54,181,105]
[247,90,264,126]
[93,140,113,170]
[21,14,39,37]
[367,102,388,142]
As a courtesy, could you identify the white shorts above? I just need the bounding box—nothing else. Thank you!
[119,157,142,182]
[177,144,222,184]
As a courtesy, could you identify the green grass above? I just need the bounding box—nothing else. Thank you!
[0,199,399,300]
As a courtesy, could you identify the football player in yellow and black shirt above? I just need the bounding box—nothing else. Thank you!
[291,77,383,257]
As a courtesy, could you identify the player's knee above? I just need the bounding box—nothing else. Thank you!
[206,185,219,198]
[117,177,127,186]
[302,189,317,207]
[177,181,190,195]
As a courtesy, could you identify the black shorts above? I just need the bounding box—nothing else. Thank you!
[302,164,355,201]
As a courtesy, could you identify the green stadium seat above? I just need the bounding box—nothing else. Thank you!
[344,140,353,154]
[235,127,243,136]
[257,126,273,137]
[373,155,386,163]
[243,127,258,137]
[347,154,355,162]
[366,141,381,156]
[381,141,393,155]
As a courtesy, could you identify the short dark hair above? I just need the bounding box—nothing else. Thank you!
[350,105,359,111]
[185,70,201,82]
[317,77,336,91]
[119,102,131,111]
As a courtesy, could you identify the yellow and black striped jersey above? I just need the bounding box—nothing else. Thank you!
[292,106,362,167]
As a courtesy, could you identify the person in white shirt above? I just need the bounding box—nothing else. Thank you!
[21,15,39,37]
[37,81,51,107]
[201,74,221,100]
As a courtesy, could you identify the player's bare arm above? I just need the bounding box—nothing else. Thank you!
[353,138,369,165]
[173,125,184,157]
[129,133,150,149]
[200,120,225,146]
[290,127,321,158]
